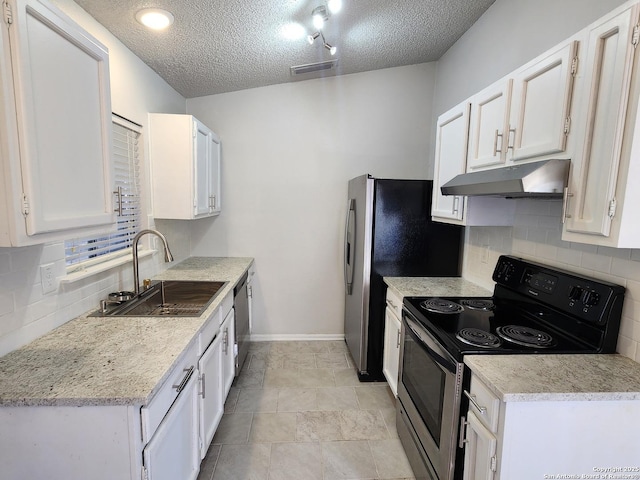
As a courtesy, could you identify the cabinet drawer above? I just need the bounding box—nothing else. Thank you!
[385,288,403,320]
[465,376,500,433]
[199,310,221,356]
[219,291,233,326]
[142,340,199,443]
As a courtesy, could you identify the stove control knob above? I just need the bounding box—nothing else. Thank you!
[568,286,583,301]
[581,290,600,307]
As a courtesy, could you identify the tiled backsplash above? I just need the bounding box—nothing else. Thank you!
[463,198,640,363]
[0,242,166,357]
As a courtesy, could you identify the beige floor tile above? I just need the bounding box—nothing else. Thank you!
[249,412,297,443]
[333,368,362,387]
[370,439,415,479]
[296,411,344,441]
[235,388,279,413]
[248,342,272,354]
[281,352,317,369]
[268,442,323,480]
[197,443,220,480]
[355,385,396,409]
[276,388,317,412]
[326,340,349,353]
[381,407,399,438]
[212,412,253,445]
[321,440,378,479]
[213,443,271,480]
[295,368,335,387]
[340,410,390,440]
[263,368,301,387]
[316,386,359,411]
[316,352,350,368]
[223,387,240,414]
[234,369,265,388]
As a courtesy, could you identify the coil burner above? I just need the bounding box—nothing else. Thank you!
[420,298,464,314]
[456,328,502,348]
[459,299,494,311]
[496,325,556,348]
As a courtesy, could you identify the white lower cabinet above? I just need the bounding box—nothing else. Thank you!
[382,288,402,397]
[198,332,224,460]
[221,308,236,397]
[143,372,200,480]
[462,372,640,479]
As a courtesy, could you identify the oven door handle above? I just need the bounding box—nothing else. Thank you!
[404,312,457,373]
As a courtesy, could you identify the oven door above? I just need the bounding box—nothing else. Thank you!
[397,308,464,480]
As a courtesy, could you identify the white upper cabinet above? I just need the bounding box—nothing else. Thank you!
[149,114,221,220]
[508,41,578,162]
[0,0,115,246]
[562,4,640,247]
[432,102,470,221]
[466,41,578,173]
[467,79,512,171]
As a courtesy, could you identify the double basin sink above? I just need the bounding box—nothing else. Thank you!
[95,280,228,317]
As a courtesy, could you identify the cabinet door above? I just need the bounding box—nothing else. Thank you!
[463,411,497,480]
[382,306,401,397]
[7,0,114,235]
[209,132,221,214]
[193,120,211,217]
[432,102,469,221]
[467,79,512,171]
[198,332,224,459]
[143,372,200,480]
[222,309,236,397]
[509,41,578,162]
[564,6,639,238]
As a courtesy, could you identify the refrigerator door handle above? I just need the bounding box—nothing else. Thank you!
[344,198,356,295]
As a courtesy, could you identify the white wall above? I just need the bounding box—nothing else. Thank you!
[433,0,640,362]
[0,0,187,356]
[185,64,437,337]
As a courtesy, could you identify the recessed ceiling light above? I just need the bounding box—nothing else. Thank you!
[135,8,174,30]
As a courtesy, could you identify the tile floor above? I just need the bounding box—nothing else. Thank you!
[196,340,416,480]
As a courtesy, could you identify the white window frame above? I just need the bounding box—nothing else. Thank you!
[64,114,143,274]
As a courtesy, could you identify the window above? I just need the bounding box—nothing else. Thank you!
[65,115,142,270]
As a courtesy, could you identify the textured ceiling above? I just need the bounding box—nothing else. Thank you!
[73,0,496,98]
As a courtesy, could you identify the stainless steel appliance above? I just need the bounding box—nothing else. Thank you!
[233,272,249,376]
[344,174,464,381]
[397,255,625,480]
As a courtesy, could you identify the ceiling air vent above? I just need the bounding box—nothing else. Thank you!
[290,60,338,76]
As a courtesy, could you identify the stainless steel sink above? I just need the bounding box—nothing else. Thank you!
[94,280,228,317]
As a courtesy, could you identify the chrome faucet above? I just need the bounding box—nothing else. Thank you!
[132,229,174,296]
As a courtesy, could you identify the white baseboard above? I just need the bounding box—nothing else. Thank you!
[249,334,345,342]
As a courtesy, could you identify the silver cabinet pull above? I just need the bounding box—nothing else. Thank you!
[493,129,503,155]
[223,327,229,354]
[172,366,195,393]
[464,390,487,414]
[459,416,469,448]
[200,373,206,399]
[386,299,397,309]
[396,329,401,348]
[507,127,516,151]
[452,195,460,215]
[562,187,574,223]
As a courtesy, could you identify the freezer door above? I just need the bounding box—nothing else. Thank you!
[344,175,374,374]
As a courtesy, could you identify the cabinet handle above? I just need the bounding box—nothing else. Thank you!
[463,390,487,414]
[458,415,469,448]
[396,328,401,348]
[113,186,123,216]
[172,366,195,393]
[493,129,503,156]
[386,299,396,309]
[200,373,206,399]
[507,127,516,151]
[562,187,574,223]
[223,327,228,354]
[452,195,460,214]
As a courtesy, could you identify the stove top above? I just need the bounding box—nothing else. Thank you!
[402,256,626,360]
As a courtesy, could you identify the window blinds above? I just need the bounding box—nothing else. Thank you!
[65,116,141,268]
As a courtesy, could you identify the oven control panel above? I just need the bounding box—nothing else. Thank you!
[493,256,625,326]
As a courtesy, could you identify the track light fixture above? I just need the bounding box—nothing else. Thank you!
[307,2,341,56]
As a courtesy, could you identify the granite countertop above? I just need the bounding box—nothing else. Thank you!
[0,257,253,407]
[384,277,492,298]
[465,354,640,402]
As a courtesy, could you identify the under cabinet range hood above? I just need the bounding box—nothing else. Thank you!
[441,159,570,198]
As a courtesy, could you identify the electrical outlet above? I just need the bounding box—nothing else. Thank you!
[40,263,56,295]
[481,245,490,264]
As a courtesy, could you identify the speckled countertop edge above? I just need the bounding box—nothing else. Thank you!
[383,277,493,299]
[0,257,253,407]
[464,354,640,402]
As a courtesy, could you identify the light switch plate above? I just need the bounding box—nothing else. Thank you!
[41,263,56,295]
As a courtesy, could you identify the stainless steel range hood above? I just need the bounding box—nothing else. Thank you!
[440,159,570,198]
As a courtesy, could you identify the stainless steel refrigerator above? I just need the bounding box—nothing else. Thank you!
[344,174,463,381]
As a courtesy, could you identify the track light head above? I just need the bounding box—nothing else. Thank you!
[324,42,337,55]
[307,32,321,45]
